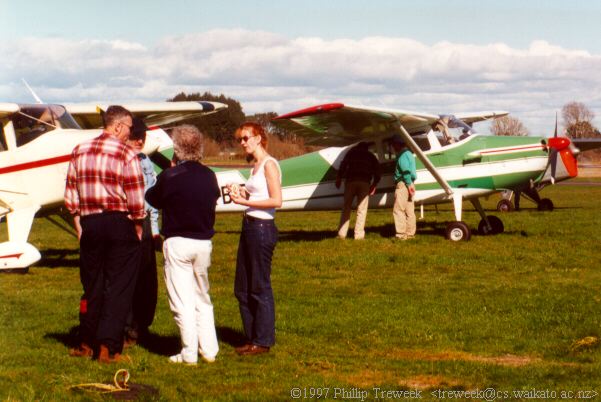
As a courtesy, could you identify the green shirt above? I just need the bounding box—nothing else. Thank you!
[394,149,417,185]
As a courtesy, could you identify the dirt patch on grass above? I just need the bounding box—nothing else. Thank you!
[387,348,541,367]
[400,375,463,390]
[338,369,464,390]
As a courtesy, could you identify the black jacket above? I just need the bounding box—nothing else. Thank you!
[146,161,220,240]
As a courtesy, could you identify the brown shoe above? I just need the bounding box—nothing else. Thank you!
[123,337,137,348]
[234,343,252,354]
[98,345,124,363]
[69,343,93,358]
[239,344,270,356]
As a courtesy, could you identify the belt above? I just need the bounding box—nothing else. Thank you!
[244,214,272,223]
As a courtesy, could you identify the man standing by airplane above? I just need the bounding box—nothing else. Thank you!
[391,135,417,240]
[335,142,380,240]
[65,105,146,363]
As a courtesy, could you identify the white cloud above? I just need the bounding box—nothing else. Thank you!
[1,29,601,134]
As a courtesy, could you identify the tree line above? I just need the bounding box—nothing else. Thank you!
[491,101,601,138]
[168,92,600,160]
[168,92,306,159]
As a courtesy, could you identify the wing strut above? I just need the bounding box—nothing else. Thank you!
[396,121,465,223]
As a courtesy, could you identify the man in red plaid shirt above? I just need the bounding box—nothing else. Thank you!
[65,105,146,363]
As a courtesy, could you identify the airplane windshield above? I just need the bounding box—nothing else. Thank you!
[12,104,81,147]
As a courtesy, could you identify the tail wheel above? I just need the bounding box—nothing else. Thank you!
[537,198,554,211]
[478,216,504,235]
[446,221,471,241]
[496,199,514,212]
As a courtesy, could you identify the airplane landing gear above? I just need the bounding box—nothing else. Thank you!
[496,199,514,212]
[446,221,471,241]
[471,198,504,236]
[478,215,504,235]
[537,198,554,211]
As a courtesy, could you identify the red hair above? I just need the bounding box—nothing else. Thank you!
[235,122,268,150]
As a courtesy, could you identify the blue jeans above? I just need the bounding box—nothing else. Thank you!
[234,216,278,347]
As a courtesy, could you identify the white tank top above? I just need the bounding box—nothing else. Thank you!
[245,156,281,220]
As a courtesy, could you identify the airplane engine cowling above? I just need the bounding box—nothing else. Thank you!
[559,148,578,178]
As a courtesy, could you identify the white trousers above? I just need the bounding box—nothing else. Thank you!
[163,237,219,362]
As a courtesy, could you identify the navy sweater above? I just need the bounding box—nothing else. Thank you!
[146,161,220,240]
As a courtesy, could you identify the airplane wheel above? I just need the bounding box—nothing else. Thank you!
[446,221,471,241]
[496,199,514,212]
[478,216,504,235]
[538,198,554,211]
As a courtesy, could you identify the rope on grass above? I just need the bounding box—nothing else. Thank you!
[69,369,130,394]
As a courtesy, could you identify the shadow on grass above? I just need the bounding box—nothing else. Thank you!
[221,220,527,241]
[46,325,182,357]
[137,332,180,357]
[216,326,247,347]
[136,326,246,356]
[37,248,79,269]
[45,325,80,348]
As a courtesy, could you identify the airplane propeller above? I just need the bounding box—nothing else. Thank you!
[545,114,578,183]
[549,113,559,183]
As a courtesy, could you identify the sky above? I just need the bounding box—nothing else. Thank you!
[2,0,601,135]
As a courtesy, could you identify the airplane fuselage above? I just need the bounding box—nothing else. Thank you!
[214,134,551,213]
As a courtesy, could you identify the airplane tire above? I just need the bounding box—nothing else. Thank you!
[537,198,554,211]
[496,199,514,212]
[446,221,471,241]
[478,216,504,235]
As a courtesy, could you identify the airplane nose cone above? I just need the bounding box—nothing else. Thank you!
[547,137,571,151]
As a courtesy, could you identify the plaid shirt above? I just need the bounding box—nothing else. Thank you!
[64,132,146,220]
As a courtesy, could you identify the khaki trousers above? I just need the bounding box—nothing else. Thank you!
[338,180,370,239]
[393,182,416,239]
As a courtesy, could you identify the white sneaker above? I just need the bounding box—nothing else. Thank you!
[201,354,216,363]
[169,353,197,365]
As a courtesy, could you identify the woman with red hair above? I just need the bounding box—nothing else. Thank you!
[227,122,282,356]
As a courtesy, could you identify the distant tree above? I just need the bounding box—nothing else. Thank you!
[562,101,599,138]
[247,112,294,140]
[168,92,245,143]
[490,116,529,136]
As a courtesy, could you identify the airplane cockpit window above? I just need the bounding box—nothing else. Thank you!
[381,132,431,161]
[12,105,80,147]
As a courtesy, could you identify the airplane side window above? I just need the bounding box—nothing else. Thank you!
[12,113,49,147]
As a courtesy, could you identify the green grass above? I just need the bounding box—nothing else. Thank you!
[1,181,601,401]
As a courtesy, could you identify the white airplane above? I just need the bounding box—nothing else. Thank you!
[0,101,226,272]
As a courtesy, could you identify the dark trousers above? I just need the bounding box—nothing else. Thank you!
[79,212,141,354]
[128,216,158,333]
[234,216,277,347]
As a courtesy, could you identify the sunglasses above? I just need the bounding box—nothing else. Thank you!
[237,135,255,144]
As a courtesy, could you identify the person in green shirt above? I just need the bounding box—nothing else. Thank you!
[391,135,417,240]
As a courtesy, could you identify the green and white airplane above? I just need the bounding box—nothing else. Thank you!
[214,103,589,241]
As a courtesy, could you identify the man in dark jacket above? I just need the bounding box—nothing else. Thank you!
[335,142,380,239]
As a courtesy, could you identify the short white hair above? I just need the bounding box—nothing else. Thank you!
[172,124,204,162]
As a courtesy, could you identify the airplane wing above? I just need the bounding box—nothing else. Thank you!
[0,103,20,119]
[572,138,601,152]
[272,103,508,146]
[272,103,440,146]
[453,111,509,125]
[65,101,227,129]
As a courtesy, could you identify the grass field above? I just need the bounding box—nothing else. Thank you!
[1,180,600,401]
